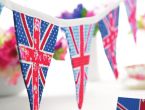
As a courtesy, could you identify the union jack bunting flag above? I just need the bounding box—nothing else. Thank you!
[98,7,120,79]
[13,11,59,110]
[117,97,145,110]
[124,0,137,42]
[62,24,95,109]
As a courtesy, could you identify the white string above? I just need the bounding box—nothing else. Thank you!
[1,0,124,27]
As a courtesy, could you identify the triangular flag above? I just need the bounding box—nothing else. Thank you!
[98,7,120,79]
[117,97,145,110]
[124,0,137,42]
[13,11,59,110]
[62,24,95,110]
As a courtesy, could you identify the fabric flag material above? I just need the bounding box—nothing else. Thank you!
[13,11,59,110]
[117,97,145,110]
[98,7,120,79]
[124,0,137,42]
[62,24,95,109]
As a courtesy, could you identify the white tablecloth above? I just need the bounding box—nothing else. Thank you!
[1,80,145,110]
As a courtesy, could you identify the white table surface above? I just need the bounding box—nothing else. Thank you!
[1,80,145,110]
[1,56,145,110]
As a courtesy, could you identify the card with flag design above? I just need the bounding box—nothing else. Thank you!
[117,97,145,110]
[98,7,120,79]
[13,11,59,110]
[62,24,95,110]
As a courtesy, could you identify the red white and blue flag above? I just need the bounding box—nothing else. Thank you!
[124,0,137,42]
[63,24,95,109]
[98,7,120,79]
[13,11,59,110]
[117,97,145,110]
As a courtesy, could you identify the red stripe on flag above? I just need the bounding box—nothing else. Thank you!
[85,72,88,80]
[140,100,145,110]
[34,18,40,50]
[110,44,118,79]
[75,72,80,84]
[72,56,90,68]
[39,68,46,86]
[20,13,33,47]
[85,24,92,51]
[40,24,53,50]
[33,64,39,110]
[117,102,127,110]
[25,66,32,86]
[78,25,84,109]
[69,27,79,54]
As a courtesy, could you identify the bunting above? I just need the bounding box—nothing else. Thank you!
[117,97,145,110]
[62,24,95,109]
[98,7,120,79]
[124,0,137,42]
[13,11,59,110]
[0,0,141,109]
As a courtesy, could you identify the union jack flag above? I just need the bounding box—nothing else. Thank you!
[117,97,145,110]
[124,0,137,42]
[13,11,59,110]
[62,24,95,109]
[98,7,120,79]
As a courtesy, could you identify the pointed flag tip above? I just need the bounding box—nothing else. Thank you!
[78,106,82,110]
[114,69,119,79]
[134,36,137,43]
[115,76,118,79]
[115,73,119,79]
[78,102,83,110]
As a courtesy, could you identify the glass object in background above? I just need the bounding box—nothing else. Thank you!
[122,15,145,89]
[0,27,24,96]
[124,64,145,89]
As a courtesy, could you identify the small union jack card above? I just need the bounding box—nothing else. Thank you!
[117,97,145,110]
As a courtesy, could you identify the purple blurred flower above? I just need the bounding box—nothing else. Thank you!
[53,37,68,60]
[55,4,97,61]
